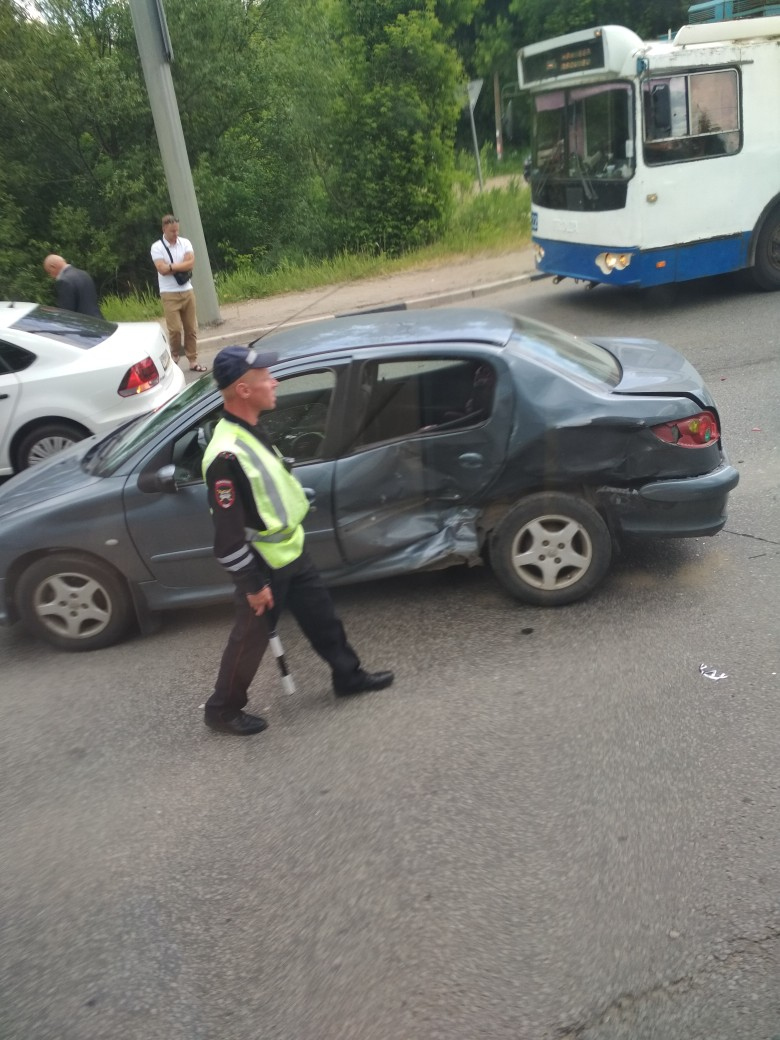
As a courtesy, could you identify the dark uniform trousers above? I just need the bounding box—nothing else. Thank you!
[207,550,361,715]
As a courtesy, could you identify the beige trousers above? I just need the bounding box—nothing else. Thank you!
[161,290,198,363]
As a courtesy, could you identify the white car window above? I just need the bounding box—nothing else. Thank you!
[0,342,36,373]
[10,306,117,349]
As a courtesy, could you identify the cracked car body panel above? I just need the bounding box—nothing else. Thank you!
[321,507,481,586]
[497,334,726,493]
[328,347,515,569]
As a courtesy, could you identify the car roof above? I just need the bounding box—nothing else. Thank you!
[0,302,38,329]
[254,306,517,361]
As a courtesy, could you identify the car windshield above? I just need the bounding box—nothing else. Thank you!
[85,376,216,476]
[508,316,622,387]
[12,305,118,348]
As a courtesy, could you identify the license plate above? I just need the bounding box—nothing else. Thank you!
[161,350,171,371]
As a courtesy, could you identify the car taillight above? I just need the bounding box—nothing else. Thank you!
[650,410,719,447]
[118,357,160,397]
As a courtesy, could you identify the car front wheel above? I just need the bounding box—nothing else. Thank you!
[16,555,134,651]
[16,421,87,470]
[490,493,612,606]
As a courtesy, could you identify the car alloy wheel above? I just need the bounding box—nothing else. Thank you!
[491,492,612,606]
[16,554,133,651]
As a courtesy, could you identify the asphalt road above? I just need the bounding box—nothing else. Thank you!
[2,272,779,1040]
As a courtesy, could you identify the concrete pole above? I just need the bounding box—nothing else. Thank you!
[128,0,222,326]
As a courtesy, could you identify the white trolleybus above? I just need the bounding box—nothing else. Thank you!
[517,18,780,289]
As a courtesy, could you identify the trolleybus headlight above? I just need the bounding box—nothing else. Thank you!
[533,243,545,264]
[595,251,632,275]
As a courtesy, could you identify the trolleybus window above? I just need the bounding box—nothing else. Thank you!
[643,68,741,163]
[535,83,633,178]
[532,82,633,211]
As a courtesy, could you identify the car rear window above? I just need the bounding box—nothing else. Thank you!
[12,305,117,348]
[508,317,622,387]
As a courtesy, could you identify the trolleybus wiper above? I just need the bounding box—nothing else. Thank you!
[571,155,597,202]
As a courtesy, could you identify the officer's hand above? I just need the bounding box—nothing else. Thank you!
[246,585,274,616]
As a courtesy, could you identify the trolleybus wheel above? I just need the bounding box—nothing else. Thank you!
[751,206,780,291]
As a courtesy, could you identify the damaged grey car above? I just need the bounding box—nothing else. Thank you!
[0,307,738,650]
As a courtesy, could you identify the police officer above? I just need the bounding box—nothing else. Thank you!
[201,344,393,735]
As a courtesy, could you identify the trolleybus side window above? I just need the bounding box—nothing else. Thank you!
[643,68,741,164]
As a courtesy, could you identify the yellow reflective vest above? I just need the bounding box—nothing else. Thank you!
[202,417,309,569]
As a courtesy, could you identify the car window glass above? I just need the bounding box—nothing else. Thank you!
[259,369,336,462]
[11,305,117,348]
[170,408,224,484]
[168,369,337,485]
[509,320,621,387]
[86,377,216,476]
[0,341,36,373]
[355,356,495,448]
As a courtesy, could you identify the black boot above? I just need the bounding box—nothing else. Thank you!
[204,710,268,735]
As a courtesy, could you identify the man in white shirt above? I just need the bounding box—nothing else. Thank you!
[150,215,207,372]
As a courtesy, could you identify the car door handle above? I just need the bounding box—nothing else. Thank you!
[0,394,8,400]
[458,453,483,469]
[302,487,317,511]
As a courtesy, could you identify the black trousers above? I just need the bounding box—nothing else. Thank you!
[206,550,361,716]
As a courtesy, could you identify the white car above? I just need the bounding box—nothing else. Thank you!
[0,302,186,474]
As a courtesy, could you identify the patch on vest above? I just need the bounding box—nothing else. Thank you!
[215,479,235,509]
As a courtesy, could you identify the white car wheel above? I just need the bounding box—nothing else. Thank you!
[17,422,87,469]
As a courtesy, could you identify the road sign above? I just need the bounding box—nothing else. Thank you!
[467,79,483,112]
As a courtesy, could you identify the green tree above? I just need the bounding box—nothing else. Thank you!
[1,0,160,294]
[322,0,464,254]
[0,171,41,300]
[0,0,505,299]
[507,0,690,44]
[0,0,322,290]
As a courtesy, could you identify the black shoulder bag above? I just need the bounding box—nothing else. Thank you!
[160,240,192,286]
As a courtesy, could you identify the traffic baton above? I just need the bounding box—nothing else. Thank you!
[268,626,296,696]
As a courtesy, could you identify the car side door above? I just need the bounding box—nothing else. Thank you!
[331,350,514,567]
[0,342,33,473]
[121,364,349,593]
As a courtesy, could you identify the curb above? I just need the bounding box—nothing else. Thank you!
[198,269,539,355]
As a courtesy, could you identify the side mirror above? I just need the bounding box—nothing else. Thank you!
[649,83,671,137]
[138,463,178,494]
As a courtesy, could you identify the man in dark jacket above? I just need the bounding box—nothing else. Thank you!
[43,255,104,318]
